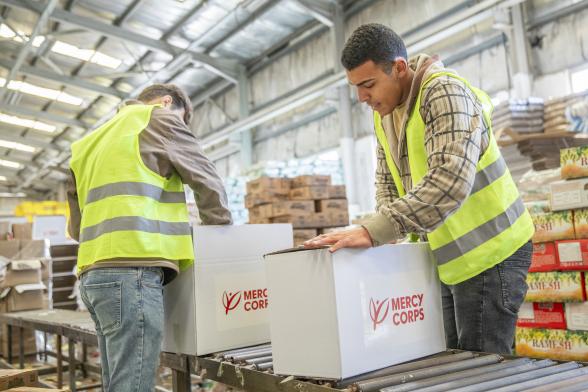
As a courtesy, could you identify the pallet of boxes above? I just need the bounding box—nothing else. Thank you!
[0,222,50,362]
[516,145,588,361]
[246,175,349,246]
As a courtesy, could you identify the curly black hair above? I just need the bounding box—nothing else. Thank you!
[341,23,407,73]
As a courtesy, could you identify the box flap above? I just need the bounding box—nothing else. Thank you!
[10,259,42,271]
[14,282,46,294]
[0,287,10,299]
[265,246,329,257]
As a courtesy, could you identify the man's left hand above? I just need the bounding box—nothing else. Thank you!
[303,227,373,253]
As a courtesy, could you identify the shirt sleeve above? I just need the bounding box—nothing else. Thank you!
[150,110,233,225]
[363,77,484,245]
[66,170,81,242]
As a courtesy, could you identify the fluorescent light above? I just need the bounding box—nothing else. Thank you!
[0,78,83,106]
[89,51,123,69]
[51,41,92,61]
[0,113,56,133]
[51,41,122,69]
[0,192,26,197]
[0,159,21,169]
[1,24,121,69]
[0,139,36,153]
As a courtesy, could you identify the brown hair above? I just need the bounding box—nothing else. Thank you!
[137,83,193,125]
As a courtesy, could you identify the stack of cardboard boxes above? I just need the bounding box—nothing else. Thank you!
[492,98,544,134]
[543,92,586,134]
[516,145,588,361]
[246,175,349,246]
[0,222,50,359]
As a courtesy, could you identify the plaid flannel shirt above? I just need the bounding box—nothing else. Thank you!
[363,72,491,246]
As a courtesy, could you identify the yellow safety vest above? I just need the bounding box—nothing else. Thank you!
[374,72,534,285]
[70,104,194,271]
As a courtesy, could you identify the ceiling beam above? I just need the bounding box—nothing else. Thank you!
[205,0,280,53]
[0,0,58,104]
[0,103,89,128]
[0,0,240,83]
[291,0,334,27]
[0,58,125,98]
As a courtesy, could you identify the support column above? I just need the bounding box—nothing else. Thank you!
[56,181,66,202]
[510,3,533,98]
[238,66,253,169]
[333,3,358,206]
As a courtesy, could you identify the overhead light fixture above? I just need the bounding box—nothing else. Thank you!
[0,192,26,197]
[0,113,56,133]
[0,159,22,169]
[0,78,83,106]
[0,24,122,69]
[0,139,37,153]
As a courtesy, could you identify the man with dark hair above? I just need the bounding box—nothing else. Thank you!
[67,83,232,391]
[306,23,534,355]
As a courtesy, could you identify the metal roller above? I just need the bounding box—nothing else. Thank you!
[451,361,582,392]
[380,358,537,392]
[338,351,476,388]
[355,354,502,391]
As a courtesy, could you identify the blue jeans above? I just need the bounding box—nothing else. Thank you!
[80,267,164,392]
[442,241,532,354]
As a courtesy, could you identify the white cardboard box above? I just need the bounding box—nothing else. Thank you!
[162,224,293,356]
[566,302,588,331]
[265,243,446,380]
[550,178,588,211]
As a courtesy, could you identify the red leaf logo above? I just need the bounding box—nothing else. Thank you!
[369,298,390,331]
[222,291,242,315]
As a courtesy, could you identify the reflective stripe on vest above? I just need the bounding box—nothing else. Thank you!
[85,182,186,205]
[80,216,191,243]
[373,71,534,284]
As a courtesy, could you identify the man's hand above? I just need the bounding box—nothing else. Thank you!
[303,227,374,253]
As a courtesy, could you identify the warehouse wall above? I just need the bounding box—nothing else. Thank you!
[203,0,588,199]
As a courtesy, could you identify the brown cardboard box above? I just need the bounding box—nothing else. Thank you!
[293,229,318,247]
[0,326,37,359]
[11,223,32,240]
[0,369,38,390]
[328,185,347,199]
[0,241,20,259]
[324,212,350,227]
[0,222,11,240]
[272,201,315,217]
[291,175,331,188]
[273,213,348,229]
[316,199,349,214]
[248,205,268,220]
[0,286,45,312]
[246,177,290,195]
[248,217,272,224]
[289,187,330,201]
[272,215,322,229]
[18,240,47,259]
[245,193,288,209]
[0,260,42,288]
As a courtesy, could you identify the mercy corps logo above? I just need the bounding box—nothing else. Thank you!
[369,293,425,331]
[222,289,268,315]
